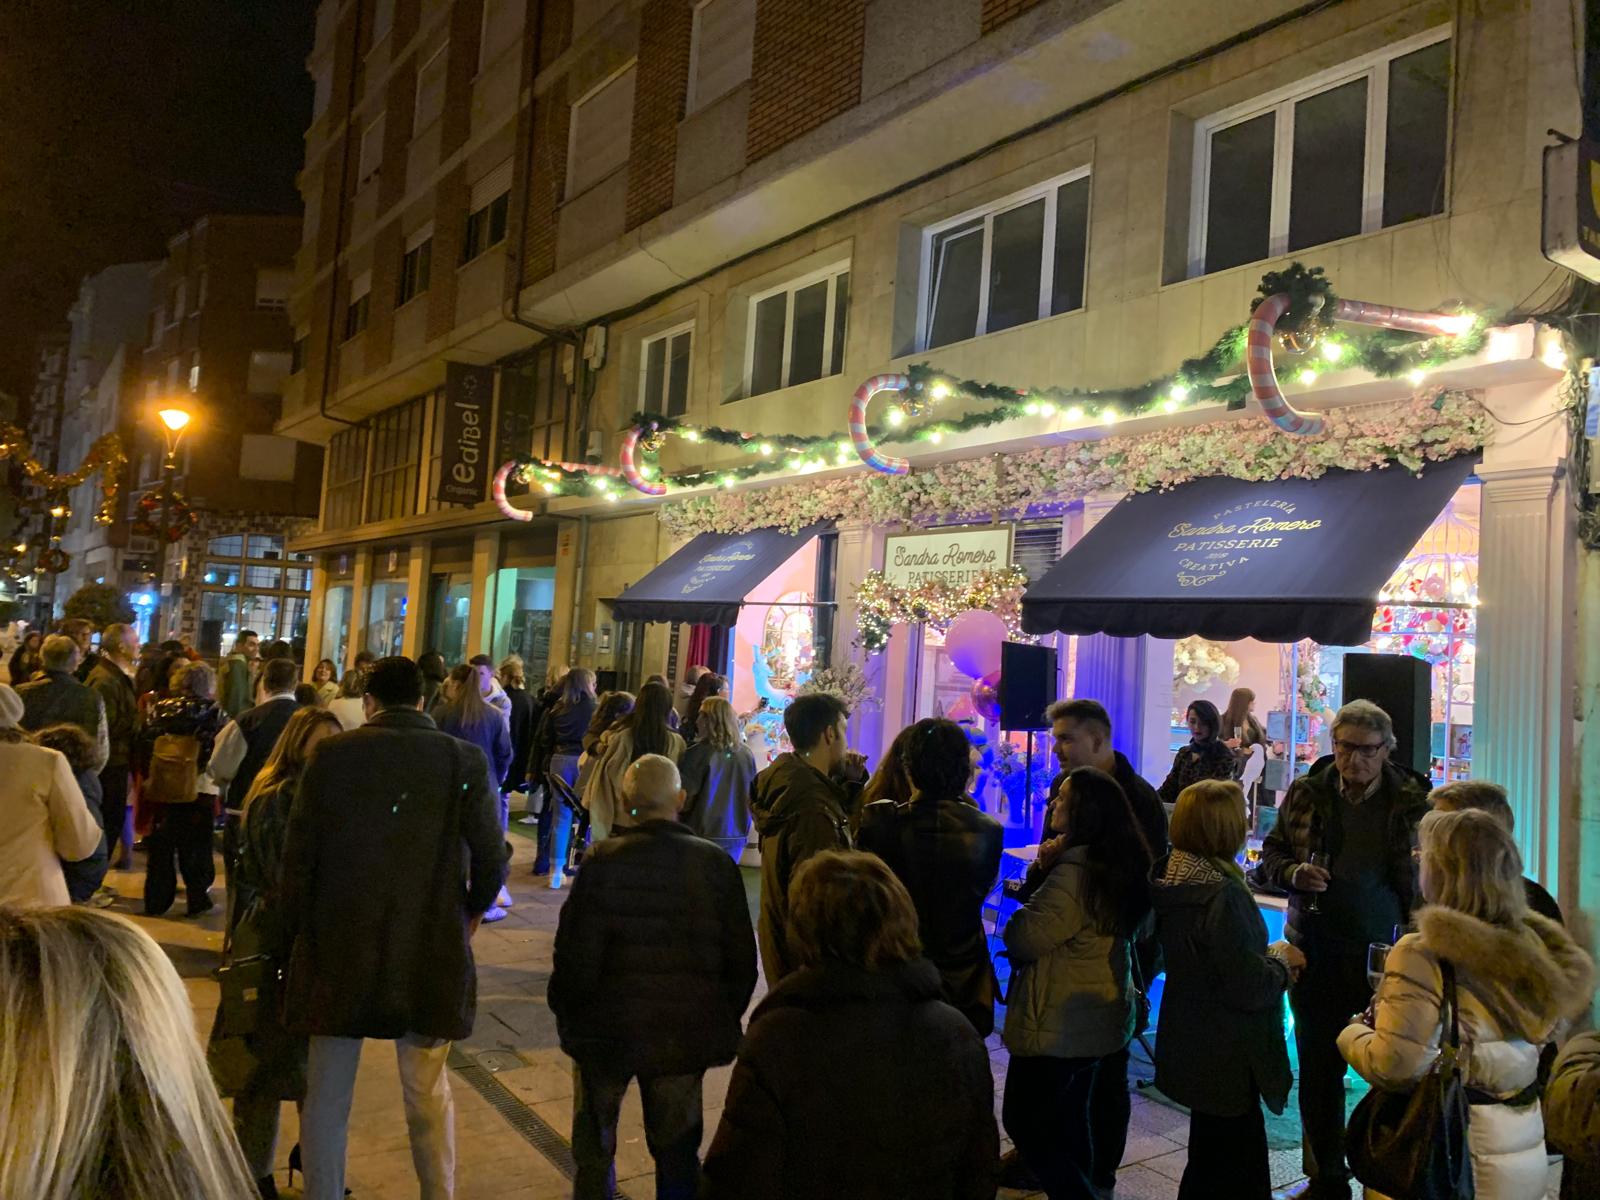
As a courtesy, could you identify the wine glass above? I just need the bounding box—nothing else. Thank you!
[1366,941,1391,992]
[1305,851,1330,914]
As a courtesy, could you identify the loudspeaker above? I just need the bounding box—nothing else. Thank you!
[999,641,1057,731]
[1342,653,1432,776]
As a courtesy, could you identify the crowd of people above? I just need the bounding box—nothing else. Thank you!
[1,624,1599,1200]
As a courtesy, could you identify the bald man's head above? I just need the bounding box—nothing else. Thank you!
[624,754,685,821]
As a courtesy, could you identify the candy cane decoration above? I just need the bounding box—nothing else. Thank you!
[492,461,536,521]
[1248,295,1475,436]
[619,425,667,496]
[848,373,913,474]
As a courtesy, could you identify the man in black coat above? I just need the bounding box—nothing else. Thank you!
[549,753,756,1200]
[280,656,508,1200]
[17,634,109,771]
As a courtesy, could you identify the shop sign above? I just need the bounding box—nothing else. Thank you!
[680,538,761,595]
[437,362,494,505]
[883,526,1012,588]
[1166,496,1324,589]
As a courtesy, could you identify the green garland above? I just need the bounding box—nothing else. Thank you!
[520,264,1488,497]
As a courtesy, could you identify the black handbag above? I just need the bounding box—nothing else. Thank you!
[213,954,281,1039]
[1346,959,1475,1200]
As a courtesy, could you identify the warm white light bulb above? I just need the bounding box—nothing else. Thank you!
[930,382,952,400]
[1170,383,1190,401]
[758,443,773,456]
[887,408,906,427]
[1065,406,1084,421]
[1407,368,1427,386]
[1435,313,1476,336]
[1320,341,1345,363]
[928,431,943,444]
[1298,369,1317,386]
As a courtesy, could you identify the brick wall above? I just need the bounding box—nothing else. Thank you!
[428,164,469,340]
[746,0,865,163]
[363,223,404,369]
[440,0,485,157]
[379,64,419,211]
[625,0,693,230]
[980,0,1045,35]
[521,78,571,285]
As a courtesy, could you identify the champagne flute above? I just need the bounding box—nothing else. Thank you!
[1366,941,1391,992]
[1305,851,1330,914]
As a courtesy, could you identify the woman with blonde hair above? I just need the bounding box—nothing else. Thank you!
[210,705,344,1197]
[1340,808,1595,1200]
[1151,779,1303,1198]
[702,850,998,1198]
[679,696,758,860]
[0,905,258,1199]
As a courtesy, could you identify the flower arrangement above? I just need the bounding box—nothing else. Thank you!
[658,391,1492,538]
[795,661,881,712]
[1172,637,1240,696]
[852,565,1031,652]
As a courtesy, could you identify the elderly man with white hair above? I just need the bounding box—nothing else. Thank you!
[1260,699,1433,1200]
[548,754,757,1200]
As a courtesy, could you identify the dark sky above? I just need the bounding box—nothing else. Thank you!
[0,1,320,401]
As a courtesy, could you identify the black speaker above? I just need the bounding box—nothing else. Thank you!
[1342,653,1432,776]
[999,641,1057,731]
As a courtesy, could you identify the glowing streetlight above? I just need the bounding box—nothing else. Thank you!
[158,407,192,433]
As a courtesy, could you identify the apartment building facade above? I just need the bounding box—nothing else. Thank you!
[287,0,1594,915]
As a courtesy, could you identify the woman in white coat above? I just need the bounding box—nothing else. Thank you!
[1339,808,1594,1200]
[0,684,103,907]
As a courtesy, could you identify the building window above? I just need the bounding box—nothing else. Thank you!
[1189,29,1451,277]
[324,426,368,530]
[461,160,512,263]
[254,268,292,311]
[415,42,449,132]
[247,351,292,394]
[640,324,692,417]
[478,0,521,71]
[566,63,636,200]
[745,263,850,398]
[358,113,386,181]
[365,399,425,522]
[198,532,313,657]
[397,228,433,306]
[920,168,1090,352]
[195,269,207,311]
[169,282,185,325]
[498,343,571,472]
[344,271,372,340]
[188,354,201,392]
[290,331,308,375]
[688,0,755,114]
[148,307,163,346]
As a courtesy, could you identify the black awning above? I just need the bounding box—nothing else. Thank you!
[610,524,827,626]
[1021,457,1477,645]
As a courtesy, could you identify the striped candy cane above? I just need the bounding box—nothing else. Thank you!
[620,425,667,496]
[1248,295,1472,436]
[492,460,536,522]
[848,373,913,474]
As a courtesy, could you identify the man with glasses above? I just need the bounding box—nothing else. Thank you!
[1261,699,1431,1200]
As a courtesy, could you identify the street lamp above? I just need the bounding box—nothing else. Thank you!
[149,402,194,641]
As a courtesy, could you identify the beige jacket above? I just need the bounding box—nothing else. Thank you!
[583,726,685,841]
[1339,906,1595,1200]
[1001,844,1135,1060]
[0,739,103,907]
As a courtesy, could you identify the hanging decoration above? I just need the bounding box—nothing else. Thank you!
[1172,637,1240,698]
[0,425,127,527]
[491,453,626,521]
[131,483,199,544]
[852,565,1030,653]
[661,389,1492,538]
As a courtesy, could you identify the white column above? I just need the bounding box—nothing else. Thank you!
[349,548,372,665]
[303,560,329,674]
[399,540,433,661]
[833,521,888,757]
[1475,461,1574,901]
[467,529,502,659]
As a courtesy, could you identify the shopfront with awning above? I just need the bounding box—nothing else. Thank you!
[1021,457,1481,795]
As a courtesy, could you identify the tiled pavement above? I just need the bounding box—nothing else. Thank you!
[114,830,1335,1200]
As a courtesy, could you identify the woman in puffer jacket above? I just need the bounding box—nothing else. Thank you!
[1339,809,1594,1200]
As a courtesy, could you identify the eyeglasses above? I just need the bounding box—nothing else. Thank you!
[1332,739,1386,758]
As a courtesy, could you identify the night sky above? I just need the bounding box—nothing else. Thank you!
[0,1,320,401]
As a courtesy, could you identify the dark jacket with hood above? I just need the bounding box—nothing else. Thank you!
[278,707,508,1041]
[1260,758,1431,947]
[1047,750,1168,862]
[547,820,756,1076]
[856,794,1003,1036]
[750,752,856,985]
[32,722,108,902]
[1150,851,1293,1117]
[701,957,999,1200]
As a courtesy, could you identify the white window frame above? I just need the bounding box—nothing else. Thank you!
[742,260,850,399]
[687,0,756,115]
[358,113,386,181]
[415,42,450,132]
[565,61,637,201]
[1186,25,1451,279]
[638,321,695,417]
[915,165,1092,353]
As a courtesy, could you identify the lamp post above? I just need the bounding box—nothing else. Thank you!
[150,404,193,641]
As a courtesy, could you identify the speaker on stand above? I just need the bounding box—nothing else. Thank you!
[999,642,1059,827]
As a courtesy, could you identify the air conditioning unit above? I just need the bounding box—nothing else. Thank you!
[1542,136,1600,284]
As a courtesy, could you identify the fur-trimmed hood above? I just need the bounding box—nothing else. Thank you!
[1416,905,1595,1041]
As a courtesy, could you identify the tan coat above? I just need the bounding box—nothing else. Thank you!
[1339,906,1595,1200]
[582,726,685,840]
[0,738,103,907]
